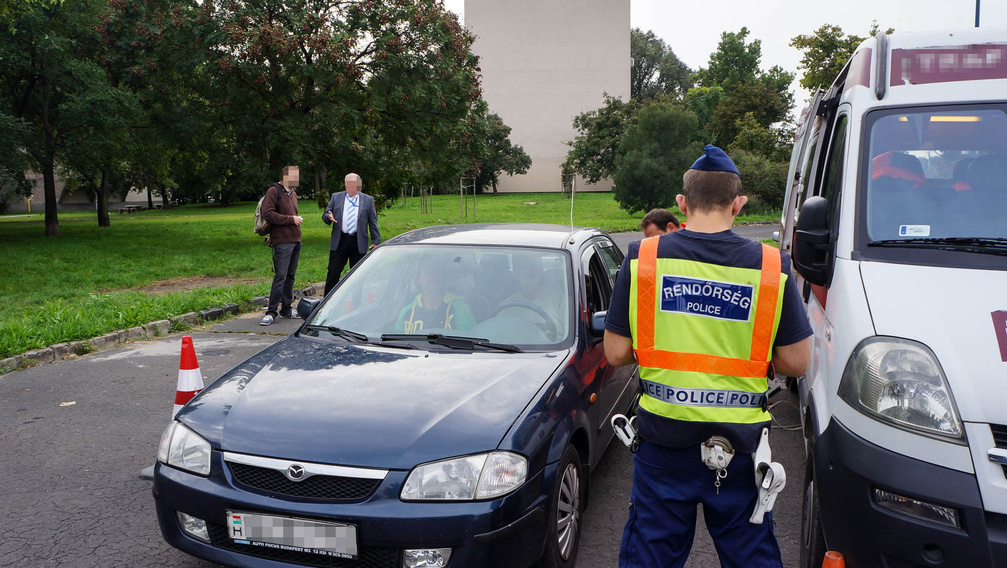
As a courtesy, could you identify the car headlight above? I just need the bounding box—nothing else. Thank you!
[839,337,963,440]
[401,452,527,501]
[157,421,212,476]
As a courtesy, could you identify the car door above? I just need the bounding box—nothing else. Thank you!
[582,239,637,467]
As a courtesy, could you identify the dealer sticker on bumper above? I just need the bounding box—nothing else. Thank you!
[227,511,358,559]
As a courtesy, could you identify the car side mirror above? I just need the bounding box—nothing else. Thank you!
[297,297,321,320]
[590,310,607,338]
[793,196,833,287]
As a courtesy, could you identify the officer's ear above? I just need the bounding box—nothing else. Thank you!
[731,195,748,217]
[675,194,688,217]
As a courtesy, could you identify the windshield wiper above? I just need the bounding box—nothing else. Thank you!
[303,325,369,342]
[379,333,523,353]
[869,237,1007,256]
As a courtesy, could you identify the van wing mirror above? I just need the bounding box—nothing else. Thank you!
[793,196,833,287]
[589,310,607,339]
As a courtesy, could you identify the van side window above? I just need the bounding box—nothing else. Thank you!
[820,115,849,221]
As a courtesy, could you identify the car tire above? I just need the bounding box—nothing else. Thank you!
[537,444,585,568]
[800,449,827,568]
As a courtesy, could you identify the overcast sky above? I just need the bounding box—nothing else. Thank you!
[443,0,1007,108]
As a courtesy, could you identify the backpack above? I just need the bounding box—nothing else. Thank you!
[253,183,282,236]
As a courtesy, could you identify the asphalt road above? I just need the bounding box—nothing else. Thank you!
[0,224,805,568]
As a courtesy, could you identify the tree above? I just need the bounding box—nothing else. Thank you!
[563,95,639,185]
[630,28,692,101]
[612,102,700,214]
[790,22,893,91]
[731,149,789,211]
[693,28,795,149]
[472,113,531,194]
[695,27,762,93]
[0,1,111,236]
[728,112,794,164]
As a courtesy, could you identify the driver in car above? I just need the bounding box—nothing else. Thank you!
[395,261,476,333]
[497,254,567,339]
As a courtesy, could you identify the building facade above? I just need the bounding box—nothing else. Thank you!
[465,0,630,192]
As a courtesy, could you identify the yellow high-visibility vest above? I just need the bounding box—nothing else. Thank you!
[629,236,785,426]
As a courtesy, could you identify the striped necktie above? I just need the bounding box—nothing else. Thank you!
[345,195,358,234]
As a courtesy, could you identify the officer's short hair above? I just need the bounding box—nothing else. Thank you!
[682,169,743,213]
[640,209,680,231]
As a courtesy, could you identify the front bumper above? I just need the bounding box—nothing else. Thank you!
[816,418,1007,567]
[152,453,551,568]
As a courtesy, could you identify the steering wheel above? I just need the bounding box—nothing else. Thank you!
[492,299,559,341]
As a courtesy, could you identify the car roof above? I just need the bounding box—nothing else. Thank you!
[383,223,608,250]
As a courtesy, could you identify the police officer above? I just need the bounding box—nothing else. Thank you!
[604,145,812,568]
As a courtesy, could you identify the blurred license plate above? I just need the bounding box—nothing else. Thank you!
[226,511,357,559]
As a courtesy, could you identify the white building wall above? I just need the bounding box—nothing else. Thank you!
[466,0,630,192]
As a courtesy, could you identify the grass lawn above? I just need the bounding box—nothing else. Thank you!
[0,192,778,359]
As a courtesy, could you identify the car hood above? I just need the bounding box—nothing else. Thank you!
[179,335,566,470]
[860,261,1007,423]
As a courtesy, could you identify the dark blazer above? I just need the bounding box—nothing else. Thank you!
[322,191,381,254]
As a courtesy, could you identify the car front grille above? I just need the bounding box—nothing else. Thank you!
[990,424,1007,478]
[207,522,398,568]
[229,462,381,501]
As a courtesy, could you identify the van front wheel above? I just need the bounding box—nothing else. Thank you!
[800,450,827,568]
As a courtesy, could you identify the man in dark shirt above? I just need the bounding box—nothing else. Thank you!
[260,165,303,326]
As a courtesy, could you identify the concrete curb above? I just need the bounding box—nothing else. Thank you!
[0,281,325,374]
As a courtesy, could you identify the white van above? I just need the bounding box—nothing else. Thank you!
[780,29,1007,567]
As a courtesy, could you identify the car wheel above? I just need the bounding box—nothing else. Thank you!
[537,444,585,568]
[800,450,827,568]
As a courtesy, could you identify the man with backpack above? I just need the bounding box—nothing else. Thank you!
[260,165,303,326]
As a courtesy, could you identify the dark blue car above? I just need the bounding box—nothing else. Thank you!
[153,224,638,568]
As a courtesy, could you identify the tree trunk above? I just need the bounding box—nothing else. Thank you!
[42,156,59,237]
[160,187,170,209]
[147,187,154,209]
[97,170,110,227]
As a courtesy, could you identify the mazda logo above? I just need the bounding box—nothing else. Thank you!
[287,464,306,481]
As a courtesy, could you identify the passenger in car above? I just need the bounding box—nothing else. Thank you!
[394,262,476,333]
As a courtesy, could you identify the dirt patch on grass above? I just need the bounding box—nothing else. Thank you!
[126,276,269,296]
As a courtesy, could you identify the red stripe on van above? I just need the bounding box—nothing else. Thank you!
[890,45,1007,86]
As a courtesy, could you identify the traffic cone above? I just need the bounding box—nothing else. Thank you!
[173,335,204,418]
[822,551,845,568]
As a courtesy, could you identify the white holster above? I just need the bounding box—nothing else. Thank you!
[749,428,786,524]
[611,414,637,448]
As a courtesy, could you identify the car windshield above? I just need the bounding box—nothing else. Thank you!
[307,245,573,349]
[865,106,1007,242]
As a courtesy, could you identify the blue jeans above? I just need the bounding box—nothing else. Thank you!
[267,242,301,316]
[619,440,783,568]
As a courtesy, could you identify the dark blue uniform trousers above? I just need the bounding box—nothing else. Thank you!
[619,440,783,568]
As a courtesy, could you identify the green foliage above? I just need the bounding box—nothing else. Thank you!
[631,28,693,101]
[473,114,531,194]
[695,27,762,92]
[708,81,791,148]
[732,149,788,210]
[563,95,640,184]
[790,22,893,92]
[729,113,794,163]
[612,102,700,214]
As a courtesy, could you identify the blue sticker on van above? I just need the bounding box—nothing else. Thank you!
[660,275,753,322]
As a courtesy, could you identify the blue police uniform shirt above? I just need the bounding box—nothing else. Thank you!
[606,229,813,453]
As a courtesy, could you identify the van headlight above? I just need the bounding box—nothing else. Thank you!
[401,452,527,501]
[158,421,212,476]
[839,337,963,441]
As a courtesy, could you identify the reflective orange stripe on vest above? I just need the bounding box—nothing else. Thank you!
[635,238,781,375]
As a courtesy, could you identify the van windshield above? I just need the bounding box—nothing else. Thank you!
[865,107,1007,242]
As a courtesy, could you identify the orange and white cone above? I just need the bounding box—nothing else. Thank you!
[173,335,204,418]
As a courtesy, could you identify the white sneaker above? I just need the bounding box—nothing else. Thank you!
[260,314,275,326]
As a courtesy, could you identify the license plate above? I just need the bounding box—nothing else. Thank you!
[226,511,358,559]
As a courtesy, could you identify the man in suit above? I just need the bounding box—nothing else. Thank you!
[322,173,381,295]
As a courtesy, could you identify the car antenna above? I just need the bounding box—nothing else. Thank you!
[569,175,576,232]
